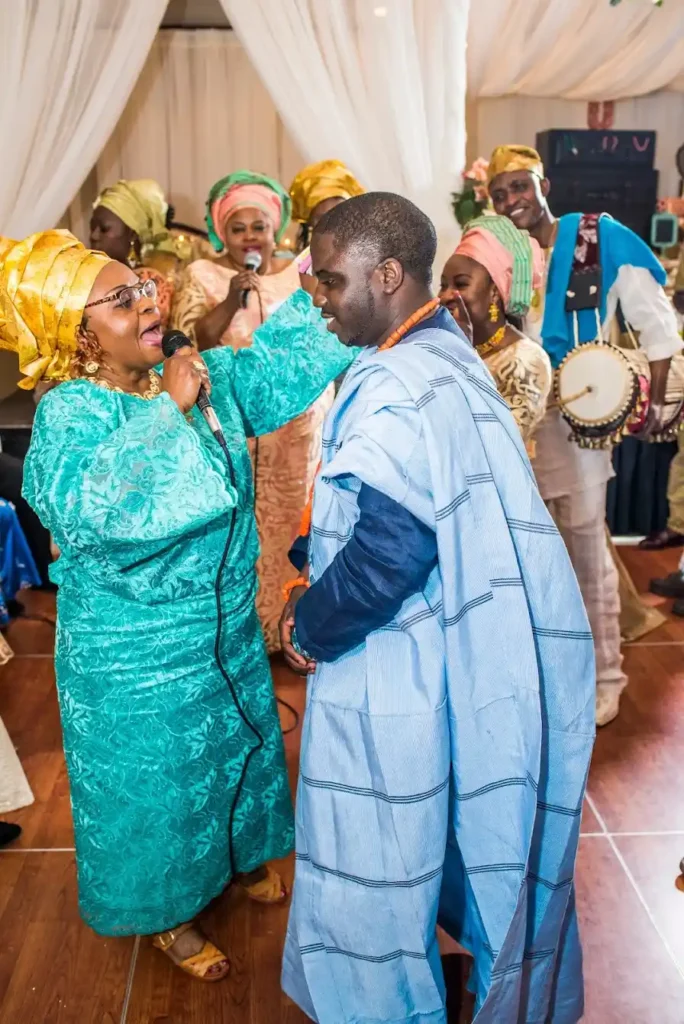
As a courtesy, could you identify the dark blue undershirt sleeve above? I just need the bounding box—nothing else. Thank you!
[288,532,309,572]
[294,483,437,662]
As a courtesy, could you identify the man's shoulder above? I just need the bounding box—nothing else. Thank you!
[342,328,464,410]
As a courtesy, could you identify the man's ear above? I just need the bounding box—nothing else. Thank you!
[378,257,404,296]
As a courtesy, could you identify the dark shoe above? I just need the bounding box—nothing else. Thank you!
[672,599,684,617]
[0,822,21,847]
[639,529,684,551]
[649,572,684,599]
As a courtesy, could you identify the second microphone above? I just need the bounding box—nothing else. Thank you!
[241,250,262,308]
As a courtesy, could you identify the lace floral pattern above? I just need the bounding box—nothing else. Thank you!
[485,336,553,451]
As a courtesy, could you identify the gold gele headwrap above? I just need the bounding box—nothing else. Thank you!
[0,231,111,390]
[0,236,16,263]
[289,159,365,224]
[94,179,176,255]
[487,145,545,189]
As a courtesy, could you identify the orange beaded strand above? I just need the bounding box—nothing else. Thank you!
[378,297,440,351]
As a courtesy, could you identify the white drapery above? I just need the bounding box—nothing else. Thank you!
[63,22,684,252]
[0,0,167,239]
[467,0,684,100]
[92,30,304,235]
[220,0,470,258]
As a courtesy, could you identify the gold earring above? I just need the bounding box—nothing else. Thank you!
[84,360,99,375]
[489,302,499,323]
[128,239,138,269]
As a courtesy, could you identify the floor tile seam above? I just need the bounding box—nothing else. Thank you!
[585,793,684,983]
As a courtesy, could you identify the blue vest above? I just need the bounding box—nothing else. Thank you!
[541,213,666,369]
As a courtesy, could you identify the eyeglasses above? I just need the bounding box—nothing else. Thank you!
[84,277,157,311]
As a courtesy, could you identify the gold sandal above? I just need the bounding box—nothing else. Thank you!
[152,922,230,982]
[238,864,288,905]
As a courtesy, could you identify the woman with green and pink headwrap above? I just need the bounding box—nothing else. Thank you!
[439,214,552,456]
[172,171,335,651]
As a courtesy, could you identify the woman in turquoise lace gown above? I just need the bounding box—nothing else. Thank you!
[0,231,352,981]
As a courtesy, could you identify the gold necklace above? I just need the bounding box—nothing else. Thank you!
[476,325,507,358]
[92,369,162,400]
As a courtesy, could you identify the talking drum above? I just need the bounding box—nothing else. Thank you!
[555,342,684,449]
[554,342,642,449]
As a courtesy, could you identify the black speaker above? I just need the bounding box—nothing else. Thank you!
[544,167,658,241]
[537,129,656,169]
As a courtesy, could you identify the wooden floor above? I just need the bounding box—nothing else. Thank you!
[1,546,683,1023]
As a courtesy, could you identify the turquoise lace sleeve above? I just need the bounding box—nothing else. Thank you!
[23,383,237,570]
[204,289,357,438]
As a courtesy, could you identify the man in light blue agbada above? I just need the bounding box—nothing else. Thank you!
[280,193,595,1023]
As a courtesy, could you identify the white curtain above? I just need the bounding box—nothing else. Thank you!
[91,30,304,237]
[0,0,166,239]
[220,0,471,259]
[468,0,684,100]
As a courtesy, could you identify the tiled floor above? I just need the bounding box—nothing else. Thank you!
[1,547,683,1022]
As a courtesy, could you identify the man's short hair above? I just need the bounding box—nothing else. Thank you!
[314,192,437,286]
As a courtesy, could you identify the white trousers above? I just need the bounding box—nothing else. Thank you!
[546,484,627,692]
[0,715,33,814]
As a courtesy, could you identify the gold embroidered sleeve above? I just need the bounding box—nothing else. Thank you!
[487,343,552,444]
[170,268,209,345]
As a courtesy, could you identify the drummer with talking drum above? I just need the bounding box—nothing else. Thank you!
[551,235,684,448]
[488,145,683,729]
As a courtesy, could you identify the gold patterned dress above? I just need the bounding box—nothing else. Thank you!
[172,258,334,651]
[484,335,552,455]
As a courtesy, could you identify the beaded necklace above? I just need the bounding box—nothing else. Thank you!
[378,297,440,351]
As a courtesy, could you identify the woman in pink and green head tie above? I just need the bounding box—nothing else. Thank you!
[172,171,334,651]
[440,215,552,458]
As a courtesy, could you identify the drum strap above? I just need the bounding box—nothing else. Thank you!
[566,212,604,347]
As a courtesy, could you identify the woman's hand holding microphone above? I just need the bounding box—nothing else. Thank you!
[162,347,211,415]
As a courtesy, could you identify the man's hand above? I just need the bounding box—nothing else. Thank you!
[279,585,316,676]
[639,357,670,438]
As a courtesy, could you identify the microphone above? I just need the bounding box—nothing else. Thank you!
[161,329,227,451]
[240,250,262,308]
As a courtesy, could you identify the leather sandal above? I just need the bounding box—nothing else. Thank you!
[238,864,288,904]
[152,922,230,982]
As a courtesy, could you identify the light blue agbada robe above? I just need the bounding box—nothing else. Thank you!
[282,316,595,1023]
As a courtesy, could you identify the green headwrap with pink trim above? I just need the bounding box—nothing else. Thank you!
[206,170,292,252]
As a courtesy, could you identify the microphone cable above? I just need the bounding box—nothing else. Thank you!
[212,431,263,878]
[211,428,299,876]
